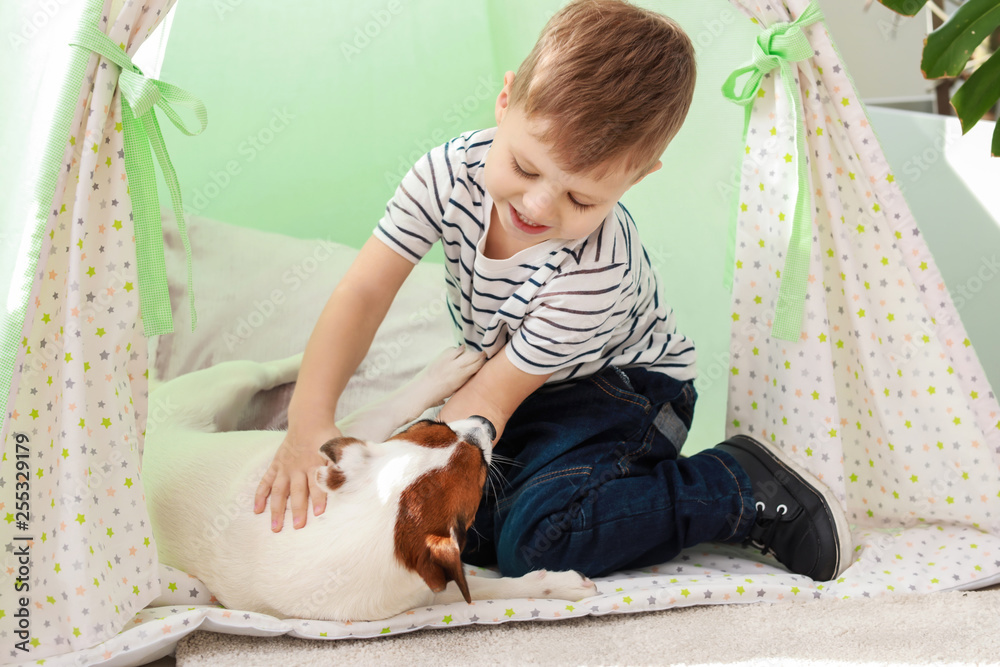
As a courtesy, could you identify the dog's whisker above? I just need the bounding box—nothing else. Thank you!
[489,473,504,496]
[489,464,512,487]
[486,467,512,504]
[486,469,501,500]
[469,522,486,542]
[490,453,524,468]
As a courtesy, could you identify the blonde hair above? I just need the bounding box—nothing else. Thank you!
[509,0,697,178]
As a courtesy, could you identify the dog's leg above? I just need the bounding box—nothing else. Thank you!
[431,569,598,605]
[157,353,303,433]
[211,353,303,432]
[262,352,304,387]
[337,346,485,442]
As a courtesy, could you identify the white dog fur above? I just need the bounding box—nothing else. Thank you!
[143,346,597,621]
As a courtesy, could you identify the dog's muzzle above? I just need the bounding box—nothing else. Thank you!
[468,415,496,443]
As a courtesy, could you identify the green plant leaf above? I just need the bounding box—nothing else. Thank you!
[922,0,1000,79]
[951,48,1000,134]
[992,120,1000,157]
[878,0,930,17]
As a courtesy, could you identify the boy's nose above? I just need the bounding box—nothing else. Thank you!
[523,186,555,220]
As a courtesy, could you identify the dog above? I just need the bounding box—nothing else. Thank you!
[143,346,598,621]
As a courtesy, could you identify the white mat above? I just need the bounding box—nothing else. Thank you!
[48,526,1000,666]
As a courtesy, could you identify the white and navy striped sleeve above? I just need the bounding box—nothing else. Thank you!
[374,140,458,264]
[506,257,631,375]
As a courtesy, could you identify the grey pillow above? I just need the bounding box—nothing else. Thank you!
[154,212,455,431]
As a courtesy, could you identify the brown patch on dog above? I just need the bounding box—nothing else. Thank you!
[319,467,346,492]
[388,420,459,448]
[317,436,365,492]
[393,426,488,603]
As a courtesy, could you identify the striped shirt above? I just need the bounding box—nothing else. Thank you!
[374,128,697,384]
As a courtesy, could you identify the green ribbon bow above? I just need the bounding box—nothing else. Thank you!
[70,22,205,336]
[721,2,824,342]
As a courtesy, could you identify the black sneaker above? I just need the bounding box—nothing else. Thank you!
[715,434,853,581]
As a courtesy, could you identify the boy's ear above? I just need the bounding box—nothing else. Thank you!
[632,160,663,186]
[495,70,516,125]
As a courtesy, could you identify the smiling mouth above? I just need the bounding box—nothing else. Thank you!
[510,204,550,235]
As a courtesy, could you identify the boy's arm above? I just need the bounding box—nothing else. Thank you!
[255,236,416,530]
[438,347,552,443]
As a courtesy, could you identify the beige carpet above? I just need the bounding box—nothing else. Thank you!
[166,585,1000,666]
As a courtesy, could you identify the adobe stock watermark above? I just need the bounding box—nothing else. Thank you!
[517,444,631,570]
[222,237,346,351]
[690,7,738,51]
[643,242,676,275]
[717,115,798,203]
[360,288,450,382]
[184,107,295,215]
[212,0,256,21]
[865,0,926,42]
[340,0,406,62]
[18,264,137,384]
[49,388,181,510]
[202,470,260,541]
[383,75,496,189]
[950,254,1000,311]
[6,0,73,51]
[886,253,1000,374]
[896,125,963,191]
[200,479,358,623]
[695,299,784,398]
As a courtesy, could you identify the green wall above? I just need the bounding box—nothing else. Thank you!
[156,0,758,449]
[2,1,997,450]
[154,1,1000,450]
[158,1,756,246]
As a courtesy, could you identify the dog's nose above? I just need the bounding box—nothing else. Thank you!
[468,415,496,443]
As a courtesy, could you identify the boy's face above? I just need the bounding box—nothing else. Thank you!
[483,72,661,259]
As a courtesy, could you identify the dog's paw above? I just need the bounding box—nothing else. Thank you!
[268,353,303,386]
[523,569,599,601]
[414,346,487,403]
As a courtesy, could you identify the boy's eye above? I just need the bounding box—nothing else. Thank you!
[510,157,536,179]
[569,195,593,213]
[511,156,593,213]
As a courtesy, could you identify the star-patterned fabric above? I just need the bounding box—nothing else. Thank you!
[0,0,177,663]
[4,1,1000,665]
[38,529,1000,665]
[724,0,1000,591]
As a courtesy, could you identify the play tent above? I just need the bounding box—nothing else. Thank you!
[2,0,999,663]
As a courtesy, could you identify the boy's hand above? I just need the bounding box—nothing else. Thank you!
[254,430,335,531]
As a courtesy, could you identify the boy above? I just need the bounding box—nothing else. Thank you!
[254,0,852,581]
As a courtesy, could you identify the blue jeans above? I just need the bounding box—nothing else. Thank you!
[461,365,757,578]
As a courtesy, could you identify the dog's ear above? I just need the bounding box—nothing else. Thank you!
[319,436,364,463]
[316,436,365,492]
[415,523,471,603]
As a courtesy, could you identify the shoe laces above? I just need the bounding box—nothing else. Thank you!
[746,501,788,556]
